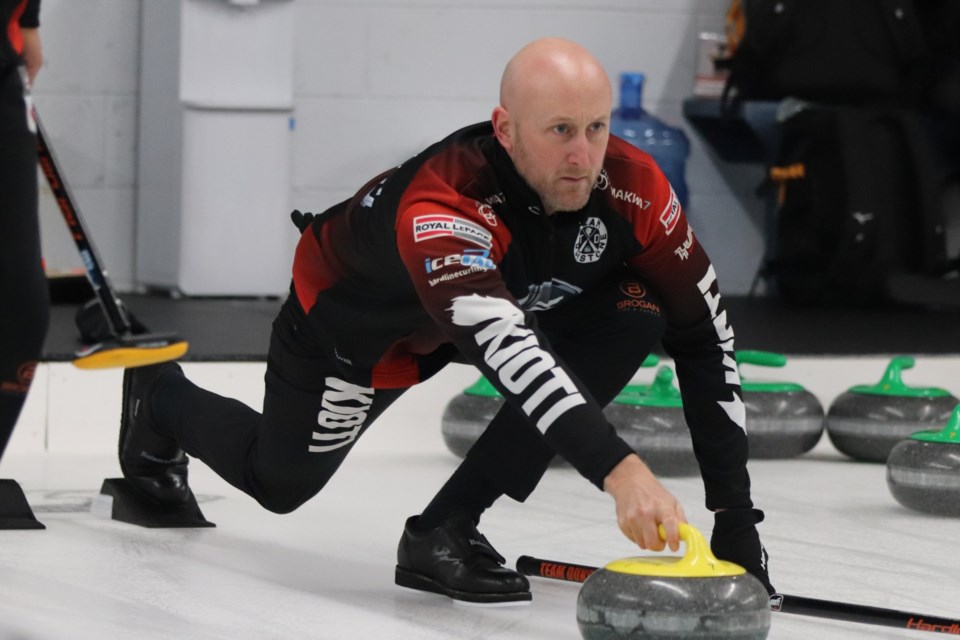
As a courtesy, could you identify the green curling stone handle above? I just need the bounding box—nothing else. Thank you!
[736,350,805,393]
[851,356,952,398]
[613,365,683,407]
[736,350,787,368]
[911,404,960,444]
[463,376,501,397]
[517,555,960,634]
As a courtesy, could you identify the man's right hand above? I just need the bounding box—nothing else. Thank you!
[20,28,43,86]
[603,453,687,552]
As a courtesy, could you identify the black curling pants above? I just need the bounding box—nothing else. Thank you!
[0,68,48,461]
[152,268,665,514]
[420,268,666,527]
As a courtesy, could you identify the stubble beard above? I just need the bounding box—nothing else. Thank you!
[513,141,596,215]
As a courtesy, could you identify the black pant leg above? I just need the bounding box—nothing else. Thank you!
[153,299,406,513]
[449,268,666,504]
[0,69,48,460]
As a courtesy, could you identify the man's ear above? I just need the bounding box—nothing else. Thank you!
[491,106,513,152]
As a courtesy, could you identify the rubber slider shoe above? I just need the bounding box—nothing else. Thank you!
[118,362,190,506]
[395,513,531,606]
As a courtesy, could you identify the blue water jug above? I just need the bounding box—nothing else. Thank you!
[609,73,690,209]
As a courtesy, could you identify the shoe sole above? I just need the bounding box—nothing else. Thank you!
[394,566,532,606]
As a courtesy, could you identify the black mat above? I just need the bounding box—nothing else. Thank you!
[45,294,280,362]
[41,293,960,363]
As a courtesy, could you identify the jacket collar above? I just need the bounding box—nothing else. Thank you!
[481,133,548,219]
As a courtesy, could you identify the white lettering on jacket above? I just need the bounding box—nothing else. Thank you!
[609,187,651,209]
[449,295,586,432]
[412,214,493,249]
[424,249,496,273]
[696,265,746,431]
[310,377,374,452]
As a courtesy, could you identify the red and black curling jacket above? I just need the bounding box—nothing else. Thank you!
[292,122,752,508]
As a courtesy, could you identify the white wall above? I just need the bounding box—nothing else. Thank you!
[33,0,141,291]
[33,0,764,295]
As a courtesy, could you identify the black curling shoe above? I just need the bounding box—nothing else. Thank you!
[118,362,190,505]
[395,513,532,605]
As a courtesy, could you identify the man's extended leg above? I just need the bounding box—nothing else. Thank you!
[118,300,405,512]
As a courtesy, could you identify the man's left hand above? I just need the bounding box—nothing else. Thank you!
[710,507,774,594]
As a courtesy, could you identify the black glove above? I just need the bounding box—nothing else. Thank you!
[710,507,775,594]
[290,209,316,233]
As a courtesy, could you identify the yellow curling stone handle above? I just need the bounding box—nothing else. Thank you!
[604,522,746,578]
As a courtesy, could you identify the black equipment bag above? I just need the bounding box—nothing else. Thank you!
[767,105,955,307]
[912,0,960,116]
[723,0,926,110]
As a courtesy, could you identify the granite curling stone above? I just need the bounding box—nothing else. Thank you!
[826,356,959,462]
[439,375,568,467]
[577,523,770,640]
[602,365,698,477]
[440,375,504,458]
[737,350,824,459]
[887,404,960,516]
[441,355,660,460]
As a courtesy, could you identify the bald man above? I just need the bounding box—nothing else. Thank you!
[118,38,773,604]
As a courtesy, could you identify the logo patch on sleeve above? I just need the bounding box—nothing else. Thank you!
[659,187,681,236]
[476,202,499,226]
[413,214,493,249]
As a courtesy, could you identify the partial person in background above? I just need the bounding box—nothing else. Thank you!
[116,37,773,604]
[0,0,46,464]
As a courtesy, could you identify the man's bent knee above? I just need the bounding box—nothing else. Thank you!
[257,492,311,515]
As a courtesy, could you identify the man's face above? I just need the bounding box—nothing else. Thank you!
[506,93,611,215]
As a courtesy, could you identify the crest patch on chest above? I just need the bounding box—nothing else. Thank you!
[573,216,608,264]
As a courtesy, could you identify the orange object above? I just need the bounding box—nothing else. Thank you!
[725,0,745,57]
[769,163,806,204]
